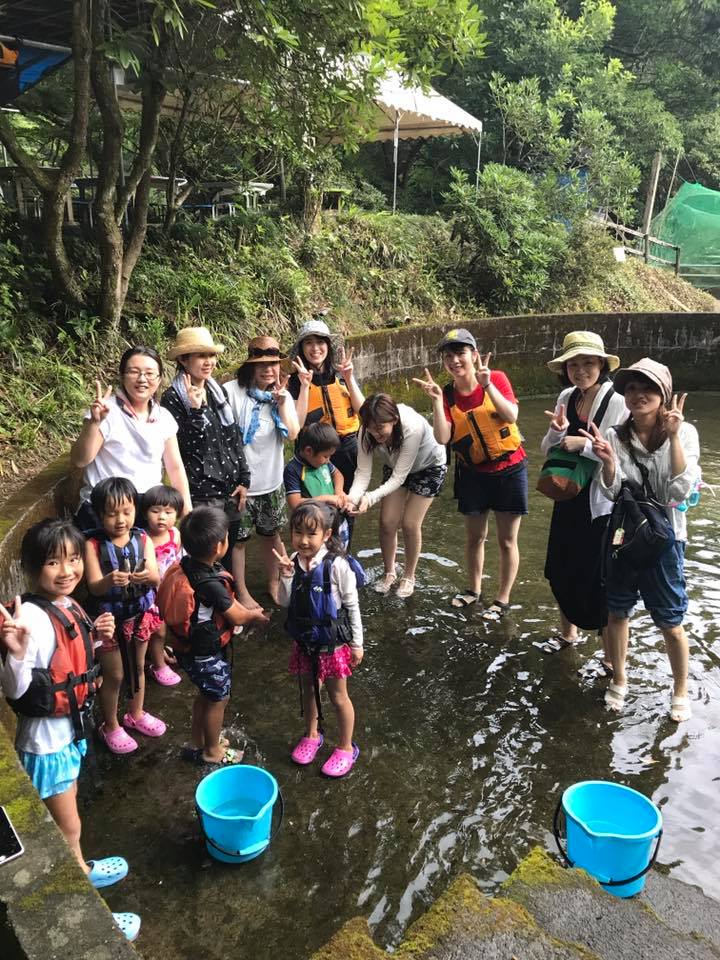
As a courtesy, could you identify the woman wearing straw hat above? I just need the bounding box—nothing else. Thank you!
[539,332,628,663]
[224,336,299,608]
[161,327,251,515]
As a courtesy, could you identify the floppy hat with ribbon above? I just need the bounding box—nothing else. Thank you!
[242,335,288,364]
[612,358,673,405]
[547,331,620,373]
[168,326,225,360]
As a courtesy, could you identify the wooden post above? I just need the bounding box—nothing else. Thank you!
[642,151,663,235]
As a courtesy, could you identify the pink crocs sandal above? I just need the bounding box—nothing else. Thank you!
[321,742,360,778]
[291,734,324,765]
[99,723,138,755]
[149,664,181,687]
[122,711,167,738]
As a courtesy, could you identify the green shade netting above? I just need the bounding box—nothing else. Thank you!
[651,182,720,285]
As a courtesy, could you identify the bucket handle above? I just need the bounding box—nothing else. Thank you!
[552,795,662,887]
[196,786,284,861]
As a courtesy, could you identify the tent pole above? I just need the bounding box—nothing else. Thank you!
[475,131,482,196]
[392,112,400,214]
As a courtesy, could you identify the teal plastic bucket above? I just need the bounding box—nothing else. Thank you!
[195,765,283,864]
[553,781,662,897]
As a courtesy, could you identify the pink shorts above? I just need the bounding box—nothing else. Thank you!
[288,641,352,682]
[99,611,155,653]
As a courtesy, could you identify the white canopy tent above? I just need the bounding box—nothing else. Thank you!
[368,71,483,212]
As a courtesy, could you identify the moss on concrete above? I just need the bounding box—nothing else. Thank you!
[18,858,89,911]
[310,916,387,960]
[0,736,48,834]
[502,846,579,890]
[394,874,484,955]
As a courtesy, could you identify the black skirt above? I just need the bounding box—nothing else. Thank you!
[544,483,609,631]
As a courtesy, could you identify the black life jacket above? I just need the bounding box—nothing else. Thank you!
[89,527,156,621]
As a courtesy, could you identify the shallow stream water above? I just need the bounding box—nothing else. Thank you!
[80,395,720,959]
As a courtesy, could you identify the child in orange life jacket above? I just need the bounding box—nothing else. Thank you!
[84,477,162,755]
[276,501,364,778]
[159,506,268,764]
[140,484,184,687]
[0,519,141,942]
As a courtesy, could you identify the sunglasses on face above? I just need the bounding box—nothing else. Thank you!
[248,347,281,358]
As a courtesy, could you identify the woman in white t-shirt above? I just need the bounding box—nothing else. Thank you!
[348,394,447,599]
[71,346,191,532]
[224,335,299,608]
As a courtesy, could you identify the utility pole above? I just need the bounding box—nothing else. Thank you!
[641,151,663,235]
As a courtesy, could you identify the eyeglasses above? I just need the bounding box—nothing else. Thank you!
[248,347,280,358]
[124,369,160,381]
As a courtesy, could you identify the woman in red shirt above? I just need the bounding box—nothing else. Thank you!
[415,328,527,617]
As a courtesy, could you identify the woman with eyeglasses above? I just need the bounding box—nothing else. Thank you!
[71,346,192,532]
[224,335,300,608]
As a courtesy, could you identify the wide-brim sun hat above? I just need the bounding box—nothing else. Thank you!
[292,319,333,357]
[612,358,673,405]
[242,334,288,364]
[547,330,620,373]
[168,326,225,360]
[437,328,477,352]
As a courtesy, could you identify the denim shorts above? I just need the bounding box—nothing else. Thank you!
[606,541,688,628]
[18,738,87,800]
[177,652,232,701]
[455,459,529,516]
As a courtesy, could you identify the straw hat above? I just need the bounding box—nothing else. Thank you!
[613,358,673,405]
[242,335,287,364]
[168,326,225,360]
[547,331,620,373]
[292,319,333,357]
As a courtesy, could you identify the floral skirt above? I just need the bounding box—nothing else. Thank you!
[288,641,352,682]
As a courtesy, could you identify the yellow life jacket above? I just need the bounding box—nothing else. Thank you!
[306,376,360,438]
[444,383,522,467]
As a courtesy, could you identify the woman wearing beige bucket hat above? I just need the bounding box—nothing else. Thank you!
[224,335,299,608]
[580,358,700,721]
[539,331,628,663]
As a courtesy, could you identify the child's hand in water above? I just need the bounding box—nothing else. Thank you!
[272,548,294,578]
[0,597,31,659]
[93,612,115,643]
[249,608,270,625]
[350,646,364,667]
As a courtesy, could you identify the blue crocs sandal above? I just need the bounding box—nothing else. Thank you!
[113,912,141,942]
[87,856,128,889]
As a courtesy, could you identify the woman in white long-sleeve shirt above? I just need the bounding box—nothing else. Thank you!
[348,394,446,599]
[581,358,700,722]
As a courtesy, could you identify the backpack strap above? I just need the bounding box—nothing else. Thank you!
[590,386,613,431]
[442,383,455,409]
[621,441,660,501]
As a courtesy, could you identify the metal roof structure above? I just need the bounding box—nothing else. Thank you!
[1,1,143,47]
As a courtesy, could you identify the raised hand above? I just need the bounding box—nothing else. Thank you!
[93,611,116,644]
[272,374,290,406]
[0,596,31,659]
[90,380,112,424]
[412,367,443,402]
[578,421,615,465]
[337,346,355,380]
[544,403,569,432]
[291,356,313,388]
[182,372,206,409]
[476,351,492,387]
[663,393,687,436]
[272,547,295,578]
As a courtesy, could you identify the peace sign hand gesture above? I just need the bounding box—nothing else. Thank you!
[578,421,615,465]
[412,367,443,402]
[291,356,313,389]
[476,352,492,388]
[182,372,206,409]
[272,374,290,407]
[90,381,112,424]
[0,596,31,660]
[544,403,569,433]
[663,393,687,437]
[337,346,355,380]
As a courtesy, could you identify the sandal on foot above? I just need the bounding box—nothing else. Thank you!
[373,572,397,595]
[321,742,360,778]
[149,664,182,687]
[535,634,577,654]
[122,711,166,738]
[605,682,628,712]
[396,577,415,599]
[450,591,481,608]
[670,695,692,722]
[482,600,511,620]
[98,723,138,755]
[86,856,128,889]
[291,734,324,765]
[113,912,141,942]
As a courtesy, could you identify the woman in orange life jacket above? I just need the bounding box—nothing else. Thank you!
[415,328,527,618]
[288,317,364,493]
[0,519,141,941]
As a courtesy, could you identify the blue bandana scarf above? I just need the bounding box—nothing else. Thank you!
[242,387,289,445]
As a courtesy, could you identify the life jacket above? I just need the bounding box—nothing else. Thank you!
[157,557,235,657]
[297,459,335,500]
[443,383,522,467]
[89,528,155,621]
[306,375,360,438]
[285,552,365,732]
[2,595,100,742]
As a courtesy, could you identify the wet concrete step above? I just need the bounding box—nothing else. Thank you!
[502,848,720,960]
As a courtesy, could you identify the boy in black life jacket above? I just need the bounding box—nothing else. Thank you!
[158,507,268,764]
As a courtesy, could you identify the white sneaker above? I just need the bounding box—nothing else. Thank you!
[373,572,397,594]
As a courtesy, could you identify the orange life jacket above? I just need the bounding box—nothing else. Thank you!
[157,558,237,656]
[2,595,99,742]
[306,376,359,438]
[444,383,522,467]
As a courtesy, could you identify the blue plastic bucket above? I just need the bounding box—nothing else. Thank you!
[553,780,662,897]
[195,765,283,864]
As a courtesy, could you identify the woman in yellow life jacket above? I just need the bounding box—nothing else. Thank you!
[288,318,364,493]
[415,328,527,618]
